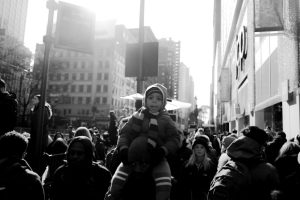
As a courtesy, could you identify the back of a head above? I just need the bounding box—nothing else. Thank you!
[74,127,92,140]
[242,126,268,146]
[0,131,28,159]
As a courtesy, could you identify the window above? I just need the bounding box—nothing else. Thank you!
[96,85,101,92]
[78,97,83,104]
[80,73,84,80]
[95,97,100,104]
[102,97,107,104]
[103,85,108,92]
[56,73,61,81]
[79,85,84,92]
[63,85,68,92]
[104,73,109,80]
[88,73,92,80]
[81,61,85,69]
[72,73,76,80]
[97,73,102,80]
[87,85,92,92]
[86,97,91,104]
[71,85,76,92]
[64,73,69,81]
[49,73,54,81]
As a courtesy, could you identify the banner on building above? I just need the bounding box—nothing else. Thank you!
[254,0,283,32]
[125,42,158,77]
[54,2,95,53]
[220,68,231,102]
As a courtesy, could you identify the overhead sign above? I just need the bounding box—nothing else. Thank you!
[54,1,95,53]
[125,42,158,77]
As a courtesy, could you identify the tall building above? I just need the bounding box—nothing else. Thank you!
[156,38,181,99]
[212,0,300,139]
[0,0,30,109]
[0,0,28,43]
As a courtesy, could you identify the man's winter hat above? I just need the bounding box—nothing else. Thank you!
[241,126,268,145]
[192,135,210,151]
[144,83,167,110]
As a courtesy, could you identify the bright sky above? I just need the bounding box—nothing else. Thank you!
[24,0,214,107]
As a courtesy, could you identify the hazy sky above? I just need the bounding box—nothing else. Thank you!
[24,0,214,107]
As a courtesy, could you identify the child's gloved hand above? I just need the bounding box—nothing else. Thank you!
[119,148,129,165]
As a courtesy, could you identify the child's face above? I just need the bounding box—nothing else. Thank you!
[146,92,163,113]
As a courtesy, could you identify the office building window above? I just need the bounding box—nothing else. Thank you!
[78,97,83,104]
[71,85,76,92]
[86,97,91,104]
[103,85,108,92]
[102,97,107,104]
[104,73,109,80]
[88,73,92,80]
[97,73,102,80]
[64,73,69,81]
[87,85,92,93]
[79,85,84,92]
[72,73,76,80]
[80,73,84,80]
[95,97,100,104]
[96,85,101,92]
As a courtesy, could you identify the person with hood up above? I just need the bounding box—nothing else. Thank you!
[0,78,18,136]
[52,136,112,200]
[105,83,180,200]
[0,131,45,200]
[209,126,280,200]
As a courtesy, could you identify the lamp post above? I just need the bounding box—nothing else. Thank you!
[137,0,145,94]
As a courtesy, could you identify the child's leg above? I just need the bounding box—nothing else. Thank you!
[152,160,172,200]
[106,163,132,200]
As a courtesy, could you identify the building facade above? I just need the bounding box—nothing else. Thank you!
[212,0,300,139]
[33,24,158,128]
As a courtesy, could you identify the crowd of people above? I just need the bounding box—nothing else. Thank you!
[1,79,300,200]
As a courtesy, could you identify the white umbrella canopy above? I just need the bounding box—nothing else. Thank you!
[120,93,191,111]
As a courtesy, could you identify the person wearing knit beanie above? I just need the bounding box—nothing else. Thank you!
[106,83,180,200]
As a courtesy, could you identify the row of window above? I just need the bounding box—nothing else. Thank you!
[49,84,109,93]
[49,72,110,81]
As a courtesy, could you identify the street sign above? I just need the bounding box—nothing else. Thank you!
[125,42,158,77]
[54,1,95,53]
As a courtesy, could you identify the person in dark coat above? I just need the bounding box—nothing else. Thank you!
[178,135,217,200]
[27,94,52,173]
[222,126,280,200]
[0,78,18,136]
[0,131,45,200]
[274,141,300,200]
[52,136,111,200]
[265,131,287,164]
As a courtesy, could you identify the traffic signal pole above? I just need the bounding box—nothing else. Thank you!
[34,0,57,173]
[137,0,145,94]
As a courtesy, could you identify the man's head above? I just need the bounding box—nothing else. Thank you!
[0,131,28,159]
[0,78,6,92]
[66,136,94,168]
[144,83,167,113]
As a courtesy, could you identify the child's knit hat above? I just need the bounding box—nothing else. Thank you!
[143,83,167,110]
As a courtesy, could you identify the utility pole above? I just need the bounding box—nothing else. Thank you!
[34,0,57,172]
[137,0,145,94]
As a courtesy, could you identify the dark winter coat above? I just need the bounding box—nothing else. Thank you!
[227,136,280,200]
[0,91,18,135]
[52,162,111,200]
[179,159,216,200]
[0,158,45,200]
